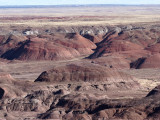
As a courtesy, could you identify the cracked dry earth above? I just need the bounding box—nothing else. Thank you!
[1,24,160,120]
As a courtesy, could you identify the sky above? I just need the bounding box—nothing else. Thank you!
[0,0,160,6]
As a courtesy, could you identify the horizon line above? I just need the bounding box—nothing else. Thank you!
[0,4,160,6]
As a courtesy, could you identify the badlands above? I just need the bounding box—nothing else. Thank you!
[0,5,160,120]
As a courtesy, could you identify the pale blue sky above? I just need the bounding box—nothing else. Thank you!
[0,0,160,5]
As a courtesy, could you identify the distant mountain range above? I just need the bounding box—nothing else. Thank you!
[0,4,159,9]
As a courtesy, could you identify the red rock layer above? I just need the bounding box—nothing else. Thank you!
[1,33,96,60]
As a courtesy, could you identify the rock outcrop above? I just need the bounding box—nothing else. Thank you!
[37,85,160,120]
